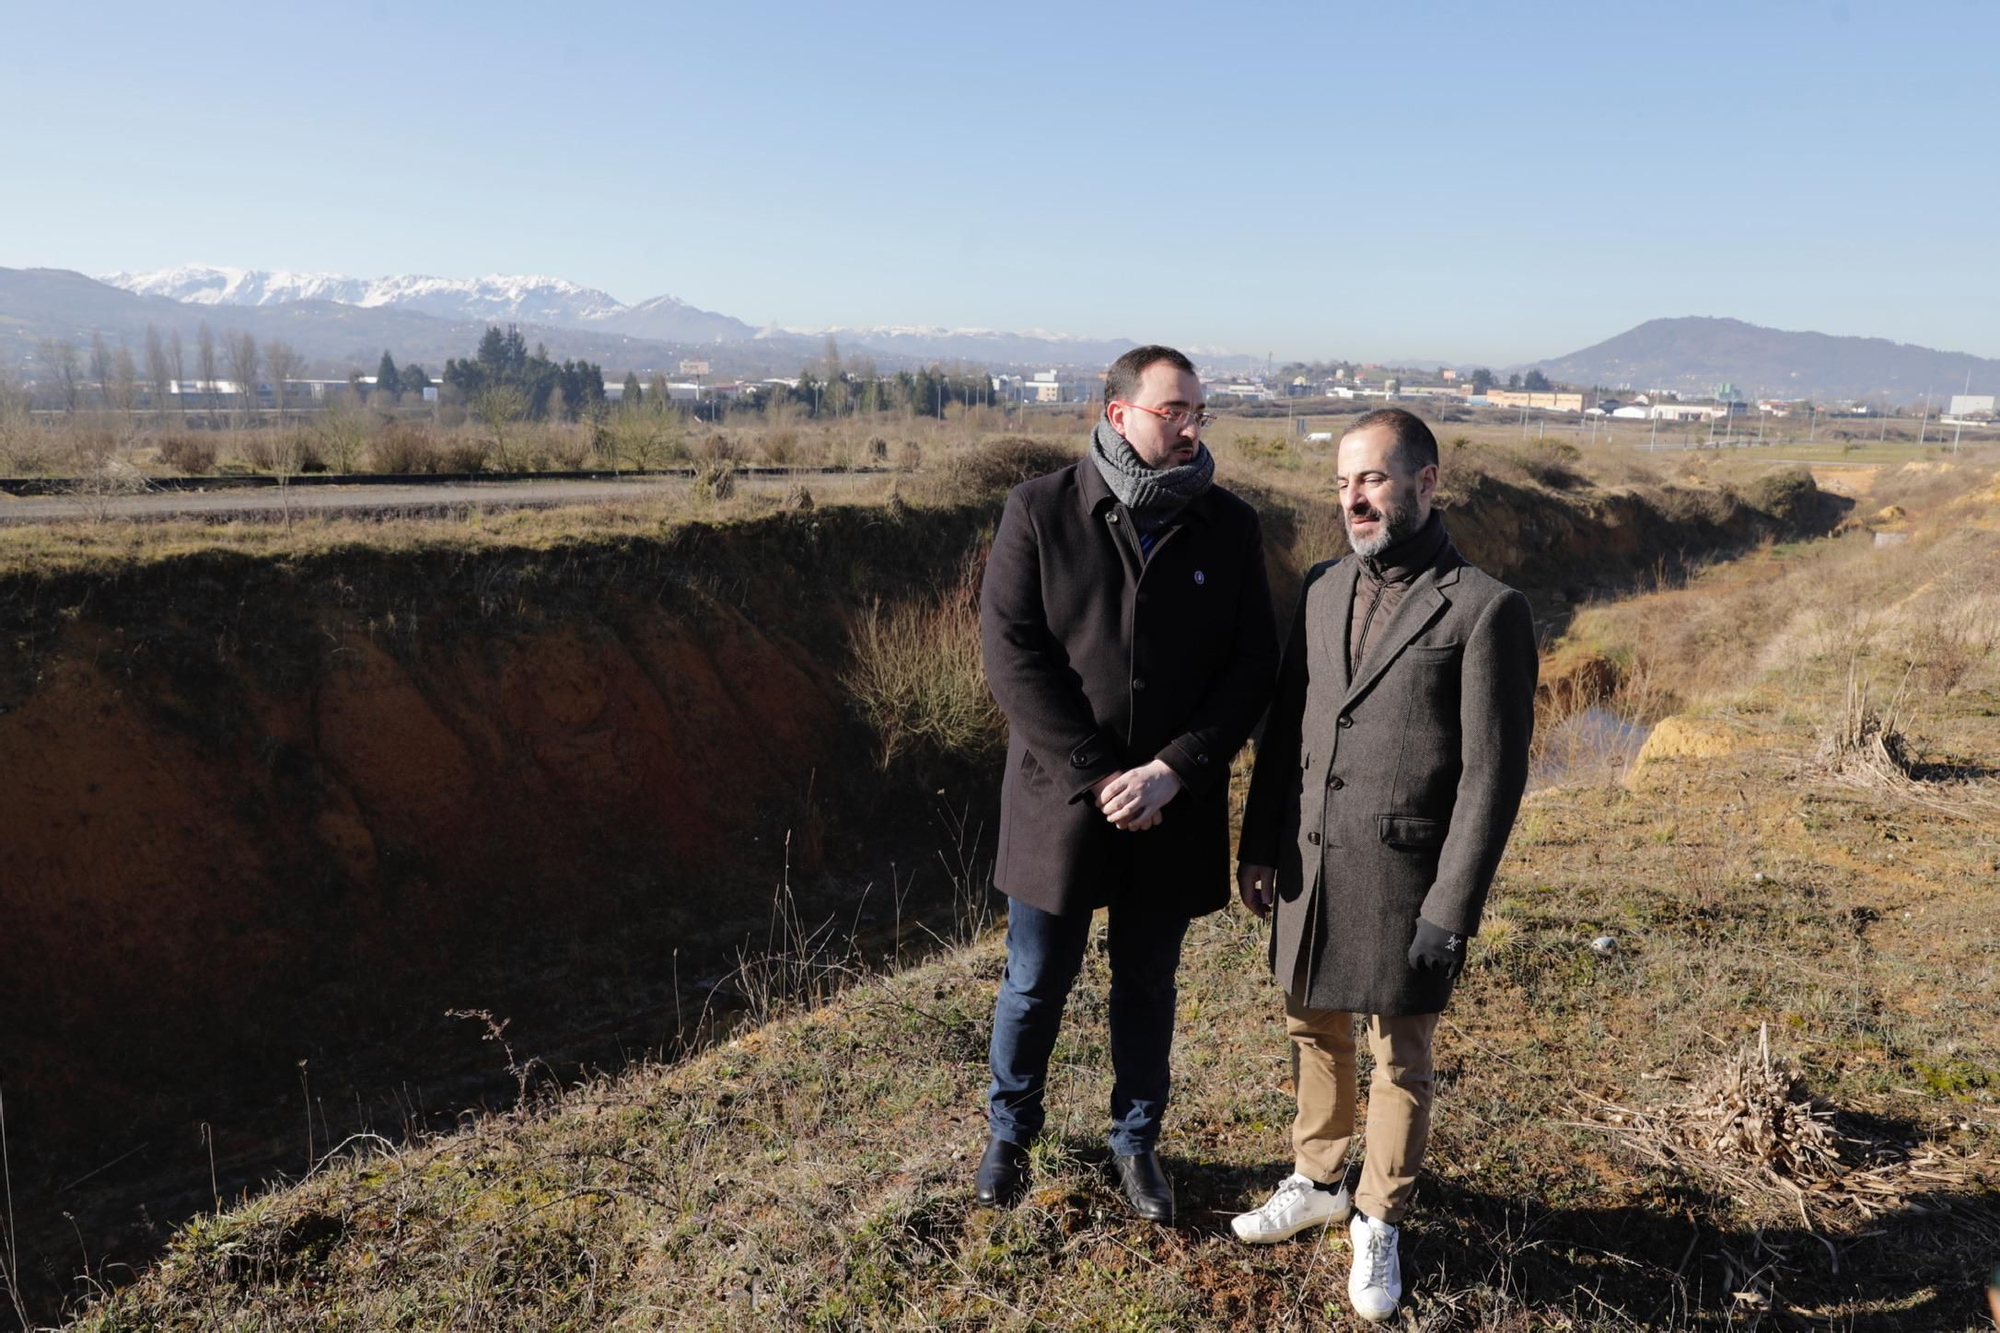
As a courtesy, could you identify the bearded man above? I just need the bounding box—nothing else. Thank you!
[1231,408,1537,1321]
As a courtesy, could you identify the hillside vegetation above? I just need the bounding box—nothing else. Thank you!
[18,451,1999,1330]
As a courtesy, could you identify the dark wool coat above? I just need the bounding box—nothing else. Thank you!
[981,459,1277,919]
[1238,534,1537,1015]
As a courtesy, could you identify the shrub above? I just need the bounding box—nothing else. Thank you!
[156,434,217,475]
[1751,467,1820,524]
[440,438,491,474]
[941,438,1075,498]
[694,432,741,463]
[761,430,799,466]
[693,458,737,501]
[842,553,1002,766]
[1505,440,1586,490]
[368,425,439,474]
[1234,435,1291,463]
[543,424,594,471]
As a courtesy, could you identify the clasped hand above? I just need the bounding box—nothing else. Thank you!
[1092,760,1181,832]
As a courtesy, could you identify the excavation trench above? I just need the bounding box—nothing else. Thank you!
[0,471,1830,1318]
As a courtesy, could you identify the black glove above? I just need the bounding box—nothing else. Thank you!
[1408,917,1467,981]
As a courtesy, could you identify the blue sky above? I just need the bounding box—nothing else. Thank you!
[3,0,1994,365]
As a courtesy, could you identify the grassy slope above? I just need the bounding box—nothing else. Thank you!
[52,463,2000,1332]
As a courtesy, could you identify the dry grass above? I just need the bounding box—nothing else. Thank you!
[842,551,1002,768]
[49,453,2000,1332]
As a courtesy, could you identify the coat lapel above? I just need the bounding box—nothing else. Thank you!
[1338,564,1453,713]
[1317,560,1359,690]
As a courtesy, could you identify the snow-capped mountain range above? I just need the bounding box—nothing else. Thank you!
[94,265,1179,366]
[100,265,757,344]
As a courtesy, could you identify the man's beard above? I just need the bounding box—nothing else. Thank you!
[1345,497,1420,558]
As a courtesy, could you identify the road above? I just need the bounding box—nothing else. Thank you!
[0,471,878,524]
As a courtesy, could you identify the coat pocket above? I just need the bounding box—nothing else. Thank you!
[1376,814,1445,850]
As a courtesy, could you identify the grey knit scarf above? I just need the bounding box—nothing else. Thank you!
[1088,417,1215,534]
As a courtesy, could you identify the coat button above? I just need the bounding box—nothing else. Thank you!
[1132,677,1147,691]
[1195,753,1209,766]
[1329,776,1345,790]
[1337,715,1353,729]
[1307,831,1320,845]
[1108,512,1120,524]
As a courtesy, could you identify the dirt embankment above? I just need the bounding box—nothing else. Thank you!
[0,463,1841,1314]
[0,507,999,1292]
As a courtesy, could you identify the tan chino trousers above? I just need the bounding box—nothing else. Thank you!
[1285,993,1438,1225]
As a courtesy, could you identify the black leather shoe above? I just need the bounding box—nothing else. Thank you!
[1112,1149,1175,1224]
[974,1136,1030,1207]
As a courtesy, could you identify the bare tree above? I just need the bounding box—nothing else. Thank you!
[168,327,185,417]
[110,346,139,417]
[89,330,112,407]
[313,397,369,474]
[224,330,258,427]
[144,325,173,423]
[196,321,218,414]
[0,363,33,472]
[606,398,681,471]
[36,338,83,413]
[266,340,305,421]
[471,384,528,470]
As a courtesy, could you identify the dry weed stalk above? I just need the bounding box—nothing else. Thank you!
[1584,1025,1983,1226]
[1811,664,2000,820]
[1680,1024,1844,1185]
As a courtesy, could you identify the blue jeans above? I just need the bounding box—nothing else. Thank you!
[986,896,1191,1156]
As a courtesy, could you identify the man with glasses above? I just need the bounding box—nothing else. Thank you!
[975,344,1277,1223]
[1230,408,1536,1321]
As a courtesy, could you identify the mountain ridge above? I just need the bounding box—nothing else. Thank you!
[1526,315,2000,401]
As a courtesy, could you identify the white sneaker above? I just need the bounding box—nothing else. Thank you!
[1229,1172,1351,1244]
[1347,1212,1402,1322]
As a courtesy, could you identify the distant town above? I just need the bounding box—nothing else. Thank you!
[10,325,1994,436]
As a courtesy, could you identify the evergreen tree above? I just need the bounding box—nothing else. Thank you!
[475,327,510,372]
[623,371,642,408]
[376,351,402,398]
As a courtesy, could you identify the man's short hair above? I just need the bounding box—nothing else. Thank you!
[1104,345,1197,406]
[1346,407,1439,473]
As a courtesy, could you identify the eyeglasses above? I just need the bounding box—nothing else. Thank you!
[1111,400,1217,429]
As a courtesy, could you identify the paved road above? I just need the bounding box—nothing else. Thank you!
[0,472,875,524]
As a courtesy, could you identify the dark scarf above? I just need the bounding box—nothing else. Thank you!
[1088,416,1215,535]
